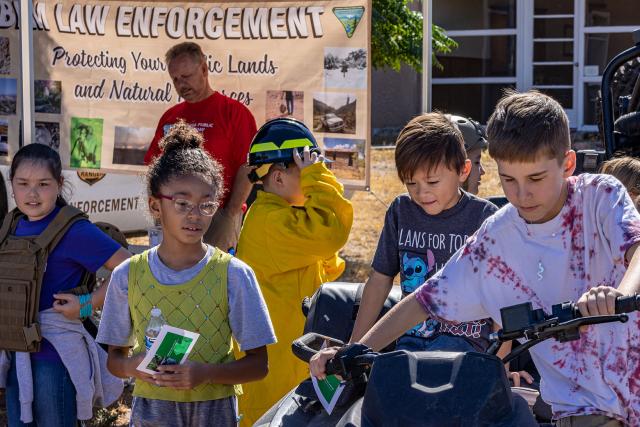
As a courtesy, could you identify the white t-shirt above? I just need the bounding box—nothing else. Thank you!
[415,174,640,424]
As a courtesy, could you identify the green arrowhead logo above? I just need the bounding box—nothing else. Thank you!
[333,7,365,38]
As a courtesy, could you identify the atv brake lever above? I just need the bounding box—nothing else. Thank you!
[529,314,628,343]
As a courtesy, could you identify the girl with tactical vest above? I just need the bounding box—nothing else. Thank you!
[0,143,130,426]
[96,121,276,426]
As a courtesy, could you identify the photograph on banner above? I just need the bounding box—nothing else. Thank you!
[313,92,357,134]
[35,121,60,150]
[1,0,371,190]
[113,126,154,166]
[0,119,7,156]
[324,47,367,89]
[70,117,103,169]
[0,78,16,115]
[323,137,365,180]
[265,90,304,122]
[0,37,9,75]
[35,80,62,114]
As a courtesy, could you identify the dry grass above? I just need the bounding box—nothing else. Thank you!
[479,150,503,198]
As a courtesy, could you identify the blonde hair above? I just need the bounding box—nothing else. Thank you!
[599,156,640,196]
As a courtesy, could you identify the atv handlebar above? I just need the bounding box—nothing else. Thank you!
[291,332,344,363]
[291,332,375,380]
[325,344,377,380]
[297,295,639,380]
[498,294,639,340]
[614,293,640,314]
[490,294,639,363]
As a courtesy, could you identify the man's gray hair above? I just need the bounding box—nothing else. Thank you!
[165,42,205,65]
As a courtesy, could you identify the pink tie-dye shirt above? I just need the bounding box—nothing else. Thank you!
[415,173,640,424]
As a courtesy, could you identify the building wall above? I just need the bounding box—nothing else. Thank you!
[370,0,424,145]
[371,65,422,145]
[370,1,640,142]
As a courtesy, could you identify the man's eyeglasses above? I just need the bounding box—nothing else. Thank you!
[156,194,217,217]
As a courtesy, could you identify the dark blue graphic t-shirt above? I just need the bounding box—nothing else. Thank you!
[372,191,497,349]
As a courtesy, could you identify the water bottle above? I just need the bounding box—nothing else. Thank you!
[148,225,163,247]
[145,307,167,351]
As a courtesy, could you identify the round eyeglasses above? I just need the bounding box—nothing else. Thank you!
[157,194,217,217]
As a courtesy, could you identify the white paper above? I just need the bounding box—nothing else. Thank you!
[311,374,346,415]
[310,338,347,414]
[136,325,199,375]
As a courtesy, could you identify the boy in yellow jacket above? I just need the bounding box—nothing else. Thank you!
[236,118,353,425]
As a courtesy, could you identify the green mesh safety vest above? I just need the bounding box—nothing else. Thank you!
[128,248,241,402]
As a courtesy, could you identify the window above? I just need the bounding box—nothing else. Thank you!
[534,65,573,86]
[583,83,600,126]
[534,0,572,15]
[432,0,517,123]
[579,2,640,129]
[434,0,516,31]
[585,33,636,73]
[586,1,638,27]
[434,36,516,78]
[432,84,514,123]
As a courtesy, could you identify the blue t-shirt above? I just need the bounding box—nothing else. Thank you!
[13,205,121,360]
[372,191,497,350]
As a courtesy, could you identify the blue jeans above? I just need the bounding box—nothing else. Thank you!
[5,355,77,427]
[396,334,478,353]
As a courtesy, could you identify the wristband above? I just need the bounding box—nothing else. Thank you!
[79,293,93,320]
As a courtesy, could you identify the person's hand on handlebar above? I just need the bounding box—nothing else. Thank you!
[310,346,340,380]
[577,286,623,316]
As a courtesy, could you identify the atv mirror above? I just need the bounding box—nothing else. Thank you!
[500,302,545,337]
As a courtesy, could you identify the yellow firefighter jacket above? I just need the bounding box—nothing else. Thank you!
[236,162,353,426]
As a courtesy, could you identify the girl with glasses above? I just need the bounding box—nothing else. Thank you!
[97,120,276,427]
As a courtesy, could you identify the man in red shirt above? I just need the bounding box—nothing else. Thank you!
[145,42,256,251]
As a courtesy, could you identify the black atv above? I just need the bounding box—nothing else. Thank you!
[256,290,640,427]
[576,28,640,173]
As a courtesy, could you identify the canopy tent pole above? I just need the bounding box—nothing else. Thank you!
[421,0,432,112]
[20,0,34,147]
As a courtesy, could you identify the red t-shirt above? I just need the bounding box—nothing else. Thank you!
[144,92,257,207]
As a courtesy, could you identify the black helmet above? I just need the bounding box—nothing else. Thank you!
[247,118,321,182]
[447,115,487,152]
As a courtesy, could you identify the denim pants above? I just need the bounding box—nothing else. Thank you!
[396,334,478,353]
[556,415,623,427]
[5,355,77,427]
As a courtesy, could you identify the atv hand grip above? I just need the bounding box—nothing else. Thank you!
[325,357,342,377]
[291,332,344,363]
[292,333,321,362]
[615,294,640,314]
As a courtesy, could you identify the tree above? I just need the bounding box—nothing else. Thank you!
[372,0,457,72]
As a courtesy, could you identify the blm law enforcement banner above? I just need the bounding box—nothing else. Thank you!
[0,0,371,189]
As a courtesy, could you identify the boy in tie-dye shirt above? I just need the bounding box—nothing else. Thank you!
[312,91,640,427]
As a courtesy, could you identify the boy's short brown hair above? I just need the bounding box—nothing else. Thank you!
[395,112,466,182]
[165,42,205,66]
[487,90,570,163]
